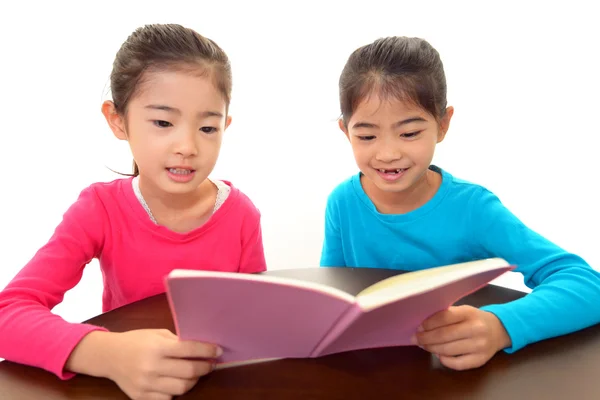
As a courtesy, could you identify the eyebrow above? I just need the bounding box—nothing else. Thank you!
[144,104,223,118]
[352,117,427,129]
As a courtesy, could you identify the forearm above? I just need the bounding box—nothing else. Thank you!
[482,266,600,352]
[65,331,118,379]
[473,189,600,351]
[0,300,107,379]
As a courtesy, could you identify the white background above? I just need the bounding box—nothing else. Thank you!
[0,0,598,324]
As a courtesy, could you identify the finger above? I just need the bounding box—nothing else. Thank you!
[417,320,478,346]
[157,358,214,379]
[156,329,177,339]
[142,392,172,400]
[421,306,471,331]
[152,376,199,396]
[164,340,222,359]
[422,338,477,357]
[438,352,490,371]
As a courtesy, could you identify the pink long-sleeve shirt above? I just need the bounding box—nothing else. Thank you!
[0,177,266,379]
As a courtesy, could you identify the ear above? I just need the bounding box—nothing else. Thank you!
[437,106,454,143]
[224,115,232,130]
[338,118,350,141]
[101,101,128,141]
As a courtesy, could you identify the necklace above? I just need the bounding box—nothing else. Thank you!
[131,176,229,225]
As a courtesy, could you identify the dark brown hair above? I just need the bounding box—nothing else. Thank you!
[339,36,447,126]
[110,24,232,176]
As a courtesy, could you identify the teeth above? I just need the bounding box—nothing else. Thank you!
[378,168,404,174]
[169,168,192,175]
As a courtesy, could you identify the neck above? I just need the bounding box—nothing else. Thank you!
[363,168,441,214]
[138,176,215,215]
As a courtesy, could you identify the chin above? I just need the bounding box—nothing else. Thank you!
[159,180,202,194]
[375,182,409,193]
[375,173,422,194]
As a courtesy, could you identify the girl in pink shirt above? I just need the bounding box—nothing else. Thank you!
[0,23,266,399]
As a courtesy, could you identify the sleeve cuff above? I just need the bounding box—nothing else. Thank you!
[480,304,525,353]
[54,324,109,380]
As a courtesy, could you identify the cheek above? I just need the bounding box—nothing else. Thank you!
[129,137,163,162]
[200,137,223,159]
[350,144,368,162]
[411,142,436,160]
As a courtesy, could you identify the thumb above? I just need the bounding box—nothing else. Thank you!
[156,329,177,339]
[165,340,222,359]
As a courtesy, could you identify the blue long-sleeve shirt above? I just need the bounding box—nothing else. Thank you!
[320,165,600,352]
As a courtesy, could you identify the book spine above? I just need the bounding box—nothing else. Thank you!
[309,304,362,357]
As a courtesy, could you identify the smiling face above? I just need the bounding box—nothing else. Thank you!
[103,67,231,198]
[340,94,453,208]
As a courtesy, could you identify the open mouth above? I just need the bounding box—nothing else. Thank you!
[167,168,195,175]
[377,168,407,175]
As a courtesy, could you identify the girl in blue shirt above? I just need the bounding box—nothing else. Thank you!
[320,36,600,370]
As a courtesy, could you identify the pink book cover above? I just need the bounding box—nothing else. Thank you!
[164,258,514,367]
[165,272,356,367]
[313,267,512,356]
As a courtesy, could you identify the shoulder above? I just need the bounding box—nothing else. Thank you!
[219,180,261,221]
[58,178,137,230]
[65,178,129,211]
[82,177,132,200]
[437,167,500,206]
[436,167,509,221]
[51,178,133,243]
[325,173,360,206]
[322,172,372,224]
[214,180,265,240]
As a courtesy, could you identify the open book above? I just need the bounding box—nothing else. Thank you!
[165,258,514,368]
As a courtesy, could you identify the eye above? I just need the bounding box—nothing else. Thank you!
[153,120,172,128]
[401,131,421,138]
[357,135,376,141]
[200,126,218,134]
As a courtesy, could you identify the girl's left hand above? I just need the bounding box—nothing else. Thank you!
[412,305,511,370]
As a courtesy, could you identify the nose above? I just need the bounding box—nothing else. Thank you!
[173,128,198,157]
[375,140,402,163]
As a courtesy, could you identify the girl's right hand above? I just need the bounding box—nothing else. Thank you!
[109,329,221,399]
[67,329,221,400]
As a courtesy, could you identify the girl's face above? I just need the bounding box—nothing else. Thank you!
[340,94,453,203]
[105,68,231,198]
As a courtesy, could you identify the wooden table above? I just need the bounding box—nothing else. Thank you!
[1,267,600,399]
